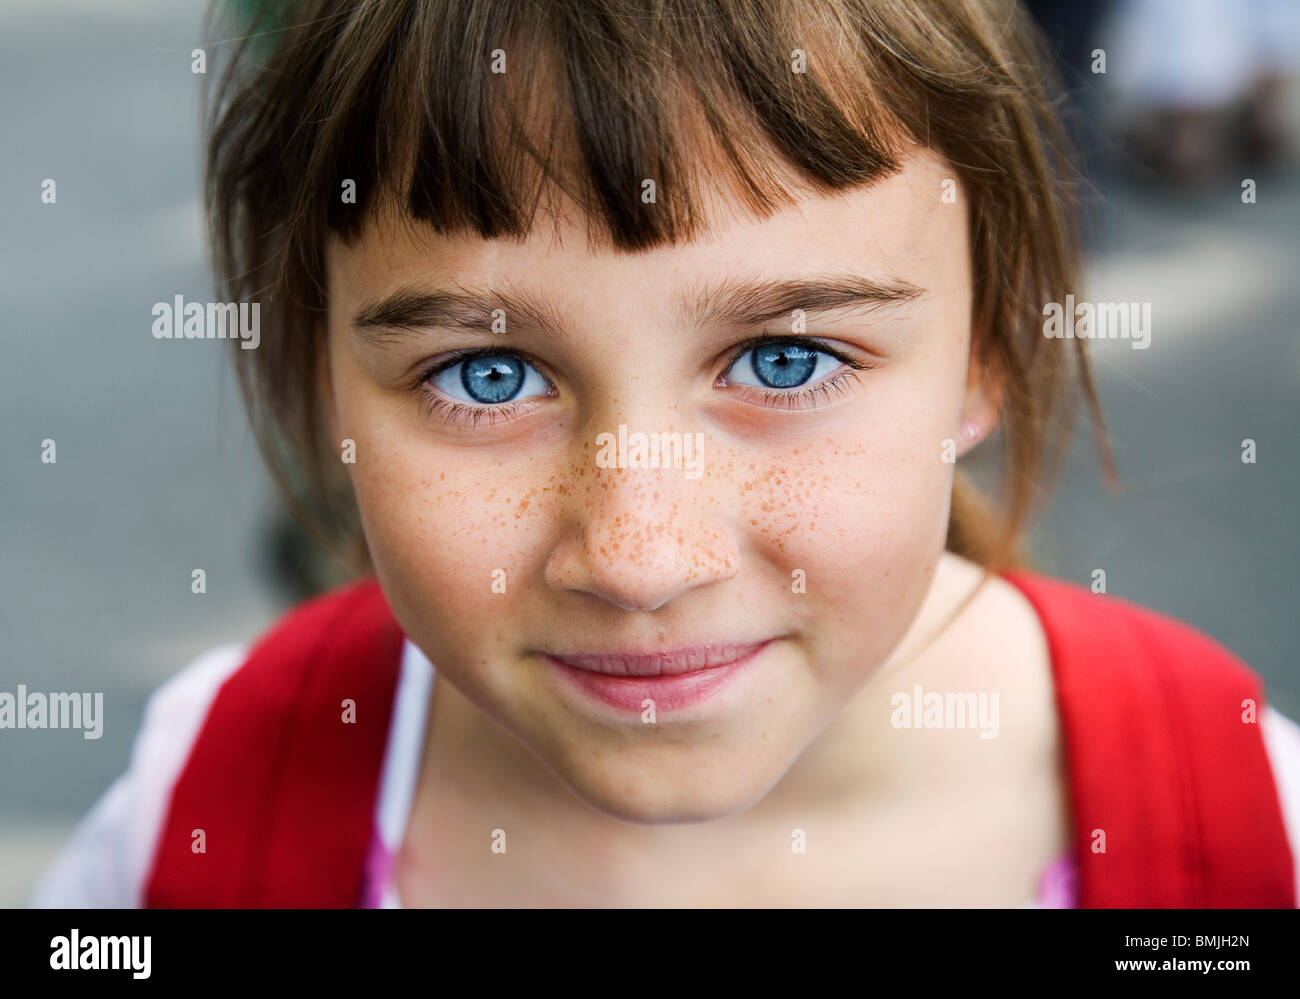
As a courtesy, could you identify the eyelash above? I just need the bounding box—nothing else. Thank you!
[412,336,872,429]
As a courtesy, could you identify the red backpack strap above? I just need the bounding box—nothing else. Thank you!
[145,578,404,907]
[1004,570,1295,907]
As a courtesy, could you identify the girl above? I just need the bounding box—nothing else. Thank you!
[34,0,1300,907]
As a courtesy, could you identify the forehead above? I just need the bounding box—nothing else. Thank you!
[327,148,963,310]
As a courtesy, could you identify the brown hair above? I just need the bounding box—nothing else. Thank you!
[203,0,1112,581]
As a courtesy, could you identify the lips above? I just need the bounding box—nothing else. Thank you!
[540,640,775,712]
[546,641,768,677]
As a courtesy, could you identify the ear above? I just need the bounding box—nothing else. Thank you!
[956,336,1002,457]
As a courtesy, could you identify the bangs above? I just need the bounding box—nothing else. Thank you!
[296,0,914,254]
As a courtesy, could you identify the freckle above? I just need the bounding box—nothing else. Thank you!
[440,472,445,480]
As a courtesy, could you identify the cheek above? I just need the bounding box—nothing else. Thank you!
[351,443,563,652]
[730,365,959,678]
[747,442,949,603]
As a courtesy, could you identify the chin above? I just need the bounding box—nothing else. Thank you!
[547,752,778,826]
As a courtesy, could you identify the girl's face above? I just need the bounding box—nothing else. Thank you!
[324,148,989,823]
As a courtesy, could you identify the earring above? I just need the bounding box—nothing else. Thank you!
[959,420,981,443]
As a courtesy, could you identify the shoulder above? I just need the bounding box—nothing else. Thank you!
[200,577,397,732]
[31,578,395,908]
[1000,568,1275,761]
[1003,569,1299,904]
[1001,569,1263,696]
[241,576,392,668]
[144,578,405,907]
[30,643,247,907]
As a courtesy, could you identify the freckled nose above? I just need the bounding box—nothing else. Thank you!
[544,459,740,613]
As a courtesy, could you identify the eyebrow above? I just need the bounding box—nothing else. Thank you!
[682,272,924,329]
[352,272,924,342]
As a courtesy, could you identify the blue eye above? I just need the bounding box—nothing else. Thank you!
[431,352,550,405]
[726,341,843,390]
